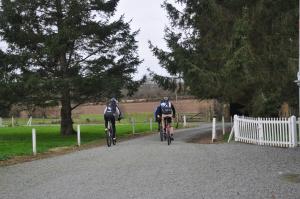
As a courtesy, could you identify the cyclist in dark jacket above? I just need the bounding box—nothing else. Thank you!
[104,98,122,141]
[154,105,162,131]
[156,97,176,139]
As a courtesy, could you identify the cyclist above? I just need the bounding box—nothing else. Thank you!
[104,98,122,141]
[154,105,162,131]
[156,97,176,140]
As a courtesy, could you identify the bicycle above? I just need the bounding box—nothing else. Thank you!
[159,121,166,142]
[105,120,116,147]
[164,117,172,145]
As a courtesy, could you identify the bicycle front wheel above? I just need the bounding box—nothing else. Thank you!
[167,128,171,145]
[160,128,164,142]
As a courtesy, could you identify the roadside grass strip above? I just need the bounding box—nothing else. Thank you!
[0,123,157,161]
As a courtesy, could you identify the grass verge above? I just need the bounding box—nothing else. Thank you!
[0,122,158,163]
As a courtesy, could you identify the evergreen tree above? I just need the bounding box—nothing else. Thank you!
[150,0,298,116]
[0,0,144,134]
[0,50,16,116]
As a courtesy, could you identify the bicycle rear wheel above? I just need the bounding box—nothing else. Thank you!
[106,130,111,147]
[112,135,116,145]
[106,122,112,147]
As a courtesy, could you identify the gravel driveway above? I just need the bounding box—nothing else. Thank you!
[1,124,299,199]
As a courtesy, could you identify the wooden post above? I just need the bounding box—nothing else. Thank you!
[183,115,187,127]
[77,125,81,146]
[212,117,216,142]
[32,128,37,155]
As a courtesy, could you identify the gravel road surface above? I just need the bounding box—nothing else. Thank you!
[1,124,299,199]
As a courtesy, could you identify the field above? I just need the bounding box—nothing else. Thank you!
[0,119,158,161]
[1,112,156,126]
[15,99,215,120]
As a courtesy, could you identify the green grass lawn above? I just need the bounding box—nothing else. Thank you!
[78,112,155,124]
[0,122,158,161]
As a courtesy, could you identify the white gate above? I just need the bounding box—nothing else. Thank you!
[232,115,298,148]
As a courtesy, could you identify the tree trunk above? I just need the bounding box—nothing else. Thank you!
[60,89,75,135]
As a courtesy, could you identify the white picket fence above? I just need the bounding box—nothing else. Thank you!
[233,115,299,148]
[297,119,300,146]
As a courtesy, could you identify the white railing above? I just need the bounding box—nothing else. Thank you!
[297,119,300,146]
[233,115,299,148]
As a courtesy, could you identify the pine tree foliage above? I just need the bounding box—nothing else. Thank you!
[0,0,144,134]
[150,0,298,116]
[0,50,21,115]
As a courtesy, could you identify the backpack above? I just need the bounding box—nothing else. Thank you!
[160,100,172,114]
[105,101,117,115]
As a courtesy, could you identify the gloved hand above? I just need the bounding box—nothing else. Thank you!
[156,115,161,122]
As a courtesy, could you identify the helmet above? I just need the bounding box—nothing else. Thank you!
[163,96,169,101]
[110,98,118,104]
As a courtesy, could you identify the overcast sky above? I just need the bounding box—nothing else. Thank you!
[0,0,172,80]
[115,0,171,80]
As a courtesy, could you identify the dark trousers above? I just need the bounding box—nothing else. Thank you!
[104,114,116,138]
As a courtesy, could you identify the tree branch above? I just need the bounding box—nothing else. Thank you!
[77,47,103,64]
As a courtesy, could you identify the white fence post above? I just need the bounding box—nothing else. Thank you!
[131,118,135,134]
[288,117,291,147]
[222,116,225,135]
[32,128,37,156]
[298,117,300,146]
[212,117,216,142]
[258,118,263,145]
[234,115,239,141]
[150,118,153,132]
[27,116,32,126]
[77,125,81,146]
[289,116,297,147]
[183,115,187,127]
[11,116,14,127]
[228,127,234,143]
[0,117,2,126]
